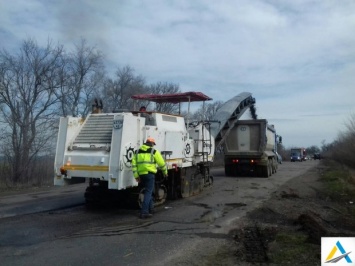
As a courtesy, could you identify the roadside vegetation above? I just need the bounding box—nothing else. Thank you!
[320,160,355,206]
[325,113,355,170]
[273,161,355,264]
[232,158,355,265]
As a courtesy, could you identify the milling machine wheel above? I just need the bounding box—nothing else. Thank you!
[155,184,167,205]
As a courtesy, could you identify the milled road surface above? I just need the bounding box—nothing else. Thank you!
[0,183,86,218]
[0,161,318,266]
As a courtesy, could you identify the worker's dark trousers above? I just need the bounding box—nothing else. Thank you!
[140,173,155,214]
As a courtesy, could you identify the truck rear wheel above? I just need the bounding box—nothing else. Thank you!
[262,165,269,178]
[272,158,277,174]
[262,159,272,178]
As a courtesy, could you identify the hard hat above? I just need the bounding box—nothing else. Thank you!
[146,137,156,145]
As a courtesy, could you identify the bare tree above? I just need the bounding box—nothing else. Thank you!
[102,65,145,112]
[0,39,64,184]
[56,38,105,117]
[306,145,321,155]
[192,100,224,121]
[328,113,355,168]
[148,82,181,113]
[345,113,355,134]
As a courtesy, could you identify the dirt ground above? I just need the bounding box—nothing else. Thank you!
[227,160,355,265]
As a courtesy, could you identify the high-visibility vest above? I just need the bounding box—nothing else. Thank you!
[132,144,167,178]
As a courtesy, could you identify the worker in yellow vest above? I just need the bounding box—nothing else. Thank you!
[132,137,168,219]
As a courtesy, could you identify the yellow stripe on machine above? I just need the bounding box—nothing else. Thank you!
[62,165,109,171]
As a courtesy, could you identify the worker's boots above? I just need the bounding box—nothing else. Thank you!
[139,213,153,219]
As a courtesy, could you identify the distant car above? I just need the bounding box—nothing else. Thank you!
[314,153,321,160]
[291,154,302,162]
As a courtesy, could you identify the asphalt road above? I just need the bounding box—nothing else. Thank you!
[0,183,86,218]
[0,161,319,266]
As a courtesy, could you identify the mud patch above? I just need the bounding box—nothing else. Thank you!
[280,189,300,199]
[247,206,294,225]
[225,203,247,208]
[233,225,277,263]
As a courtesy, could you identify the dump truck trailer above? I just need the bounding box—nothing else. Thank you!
[223,119,278,177]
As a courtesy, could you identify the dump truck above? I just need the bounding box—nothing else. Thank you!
[223,119,280,177]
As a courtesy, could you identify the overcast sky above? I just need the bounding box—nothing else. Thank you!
[1,0,354,148]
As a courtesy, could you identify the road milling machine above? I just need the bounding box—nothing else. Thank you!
[54,91,256,206]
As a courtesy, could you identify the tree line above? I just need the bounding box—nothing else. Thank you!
[0,38,223,187]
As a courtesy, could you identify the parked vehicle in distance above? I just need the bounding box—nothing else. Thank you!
[290,148,306,162]
[291,154,302,162]
[314,153,321,160]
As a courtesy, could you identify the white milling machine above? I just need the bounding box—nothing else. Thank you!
[54,91,256,206]
[54,92,216,206]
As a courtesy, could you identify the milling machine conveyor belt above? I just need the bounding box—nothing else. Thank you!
[210,92,255,149]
